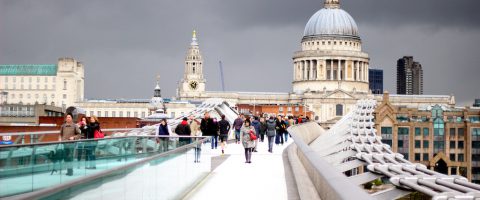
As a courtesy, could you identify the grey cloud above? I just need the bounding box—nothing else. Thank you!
[0,0,479,106]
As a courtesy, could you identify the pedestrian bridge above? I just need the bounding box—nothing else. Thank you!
[1,99,480,200]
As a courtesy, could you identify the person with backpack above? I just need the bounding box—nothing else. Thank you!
[241,119,255,163]
[233,114,244,144]
[251,116,261,152]
[218,115,231,155]
[175,117,191,146]
[266,116,276,153]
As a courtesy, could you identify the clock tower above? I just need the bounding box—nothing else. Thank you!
[178,30,206,99]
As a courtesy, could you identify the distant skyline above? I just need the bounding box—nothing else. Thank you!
[1,0,479,106]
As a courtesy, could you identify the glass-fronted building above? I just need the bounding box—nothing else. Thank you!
[369,69,383,94]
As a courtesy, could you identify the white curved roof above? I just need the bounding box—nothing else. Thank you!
[303,6,359,38]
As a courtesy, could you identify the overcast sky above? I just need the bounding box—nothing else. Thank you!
[1,0,479,106]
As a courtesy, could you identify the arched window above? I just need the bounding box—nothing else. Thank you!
[63,79,67,90]
[193,67,196,74]
[336,104,343,116]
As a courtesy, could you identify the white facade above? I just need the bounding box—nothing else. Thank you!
[0,57,84,109]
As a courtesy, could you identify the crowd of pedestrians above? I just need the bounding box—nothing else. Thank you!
[166,111,310,164]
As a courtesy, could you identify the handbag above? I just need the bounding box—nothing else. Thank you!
[94,129,105,139]
[249,130,257,141]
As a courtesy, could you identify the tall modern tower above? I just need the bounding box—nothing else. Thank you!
[369,68,383,94]
[397,56,423,95]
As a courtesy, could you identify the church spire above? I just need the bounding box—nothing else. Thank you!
[191,29,198,46]
[324,0,340,9]
[154,75,161,97]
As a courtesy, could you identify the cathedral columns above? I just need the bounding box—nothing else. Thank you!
[316,59,321,80]
[323,59,327,80]
[337,59,341,80]
[330,60,334,80]
[356,61,360,81]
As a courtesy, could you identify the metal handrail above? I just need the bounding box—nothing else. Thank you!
[4,136,209,200]
[1,128,145,137]
[0,135,206,148]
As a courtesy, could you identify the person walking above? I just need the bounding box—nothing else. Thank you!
[76,116,88,168]
[251,116,261,152]
[218,115,230,155]
[259,117,267,142]
[59,113,81,176]
[157,119,170,152]
[241,120,256,163]
[275,116,286,145]
[266,116,276,153]
[200,112,216,151]
[211,118,219,149]
[85,116,101,169]
[188,115,202,162]
[175,117,192,146]
[233,114,244,144]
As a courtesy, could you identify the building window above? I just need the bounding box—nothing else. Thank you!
[90,111,94,116]
[134,112,138,118]
[473,128,480,136]
[142,112,145,118]
[423,128,429,137]
[287,107,292,112]
[458,128,464,137]
[458,154,464,162]
[415,140,421,148]
[414,153,421,161]
[415,127,421,136]
[450,141,456,149]
[97,111,101,117]
[127,111,131,117]
[450,154,456,161]
[119,111,123,117]
[450,128,456,138]
[434,141,445,150]
[423,153,429,161]
[335,104,343,116]
[398,127,409,135]
[279,107,284,113]
[104,111,108,117]
[112,111,116,117]
[458,141,464,149]
[381,139,392,146]
[434,118,444,136]
[381,127,392,135]
[423,140,429,149]
[63,94,67,99]
[63,79,67,90]
[295,106,299,112]
[473,141,480,149]
[398,140,404,147]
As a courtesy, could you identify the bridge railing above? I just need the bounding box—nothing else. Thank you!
[288,122,372,200]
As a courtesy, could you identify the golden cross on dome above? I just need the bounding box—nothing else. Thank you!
[193,29,197,38]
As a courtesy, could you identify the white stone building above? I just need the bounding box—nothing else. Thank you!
[177,0,456,124]
[0,57,84,109]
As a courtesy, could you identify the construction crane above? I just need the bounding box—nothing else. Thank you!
[219,61,226,91]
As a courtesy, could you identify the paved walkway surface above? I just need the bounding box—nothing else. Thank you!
[185,138,294,200]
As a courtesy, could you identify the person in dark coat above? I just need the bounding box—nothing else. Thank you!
[200,112,217,152]
[218,115,230,155]
[275,116,286,145]
[85,116,101,169]
[233,114,244,144]
[259,117,267,142]
[158,119,170,152]
[175,117,191,146]
[76,116,88,168]
[266,116,276,153]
